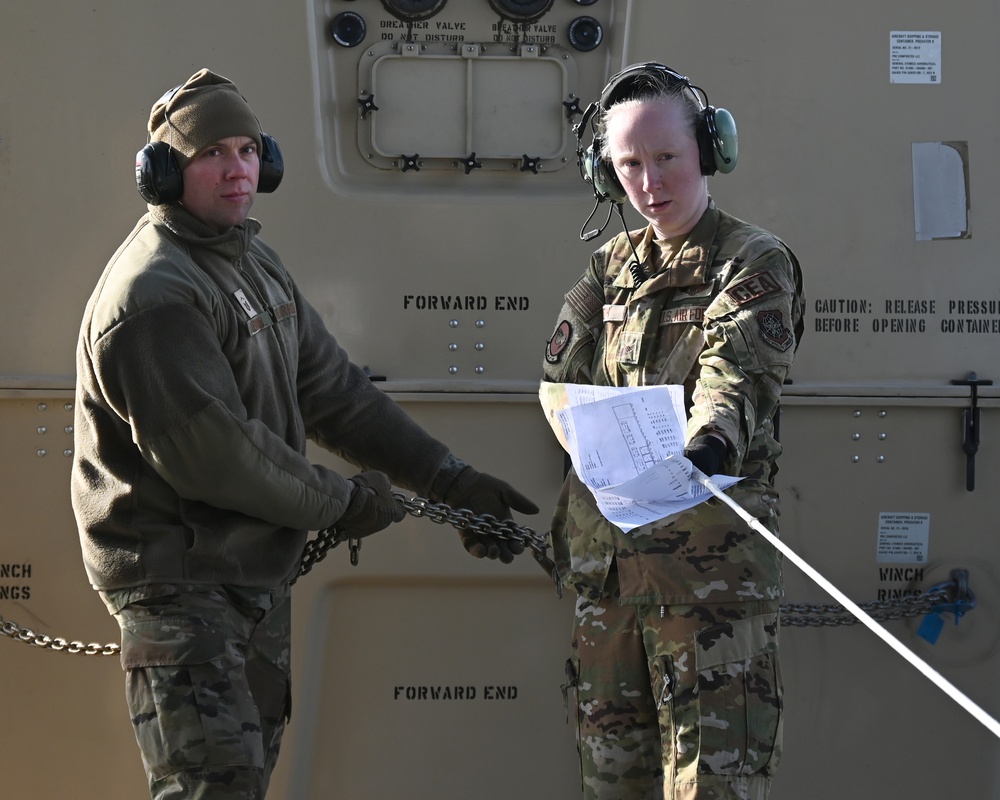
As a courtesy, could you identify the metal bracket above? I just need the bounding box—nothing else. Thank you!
[563,97,583,119]
[951,372,993,491]
[520,154,542,173]
[357,93,378,119]
[461,152,483,174]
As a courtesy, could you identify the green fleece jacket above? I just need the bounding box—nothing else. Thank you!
[72,204,450,591]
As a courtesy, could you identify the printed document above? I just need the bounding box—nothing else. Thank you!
[539,383,740,532]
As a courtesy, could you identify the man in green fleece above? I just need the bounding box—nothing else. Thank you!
[71,68,537,800]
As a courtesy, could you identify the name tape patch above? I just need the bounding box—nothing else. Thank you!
[603,304,627,323]
[724,272,782,306]
[661,306,706,325]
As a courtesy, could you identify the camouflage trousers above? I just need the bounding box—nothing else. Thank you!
[110,585,292,800]
[564,593,783,800]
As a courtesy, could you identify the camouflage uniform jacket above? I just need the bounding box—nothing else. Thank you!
[543,201,804,605]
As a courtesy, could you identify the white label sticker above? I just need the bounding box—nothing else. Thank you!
[234,289,257,318]
[890,31,941,84]
[877,512,930,563]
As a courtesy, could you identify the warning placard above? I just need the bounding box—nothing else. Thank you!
[877,512,930,563]
[890,31,941,84]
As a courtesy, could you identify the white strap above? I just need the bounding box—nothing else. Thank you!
[694,471,1000,740]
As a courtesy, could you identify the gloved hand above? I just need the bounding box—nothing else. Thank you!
[683,434,728,477]
[335,471,405,538]
[442,466,539,563]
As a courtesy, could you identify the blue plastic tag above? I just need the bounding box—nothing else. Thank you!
[918,612,945,645]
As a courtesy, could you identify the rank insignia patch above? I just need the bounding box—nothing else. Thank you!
[546,320,572,363]
[757,309,794,351]
[676,282,714,298]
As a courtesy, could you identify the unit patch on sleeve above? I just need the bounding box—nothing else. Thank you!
[546,320,572,363]
[757,309,794,351]
[724,272,782,306]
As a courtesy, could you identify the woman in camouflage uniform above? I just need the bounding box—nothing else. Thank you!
[543,63,805,800]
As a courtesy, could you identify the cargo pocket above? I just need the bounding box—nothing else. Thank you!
[121,616,264,781]
[693,613,783,777]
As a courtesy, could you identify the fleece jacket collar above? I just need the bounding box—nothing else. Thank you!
[149,202,262,262]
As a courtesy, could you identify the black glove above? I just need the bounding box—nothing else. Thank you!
[683,434,728,477]
[442,466,539,563]
[335,471,405,538]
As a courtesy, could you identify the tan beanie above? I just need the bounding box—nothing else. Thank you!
[148,68,262,169]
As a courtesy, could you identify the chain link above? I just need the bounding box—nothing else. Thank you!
[394,493,552,555]
[1,494,556,655]
[0,615,120,656]
[0,496,972,651]
[295,492,554,584]
[779,586,952,627]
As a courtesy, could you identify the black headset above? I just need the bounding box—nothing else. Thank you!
[576,62,738,205]
[134,86,284,205]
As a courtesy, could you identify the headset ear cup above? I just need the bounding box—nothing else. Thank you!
[712,107,738,174]
[258,133,284,194]
[583,142,627,204]
[696,112,717,176]
[697,107,739,176]
[596,159,627,205]
[135,141,182,205]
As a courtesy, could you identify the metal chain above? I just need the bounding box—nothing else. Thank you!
[0,616,120,656]
[1,493,555,656]
[779,586,952,627]
[395,494,551,554]
[295,492,554,584]
[781,568,974,627]
[0,495,971,651]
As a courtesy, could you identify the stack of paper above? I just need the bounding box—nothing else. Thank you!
[539,383,740,532]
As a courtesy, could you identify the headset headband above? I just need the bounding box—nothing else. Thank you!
[599,62,708,112]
